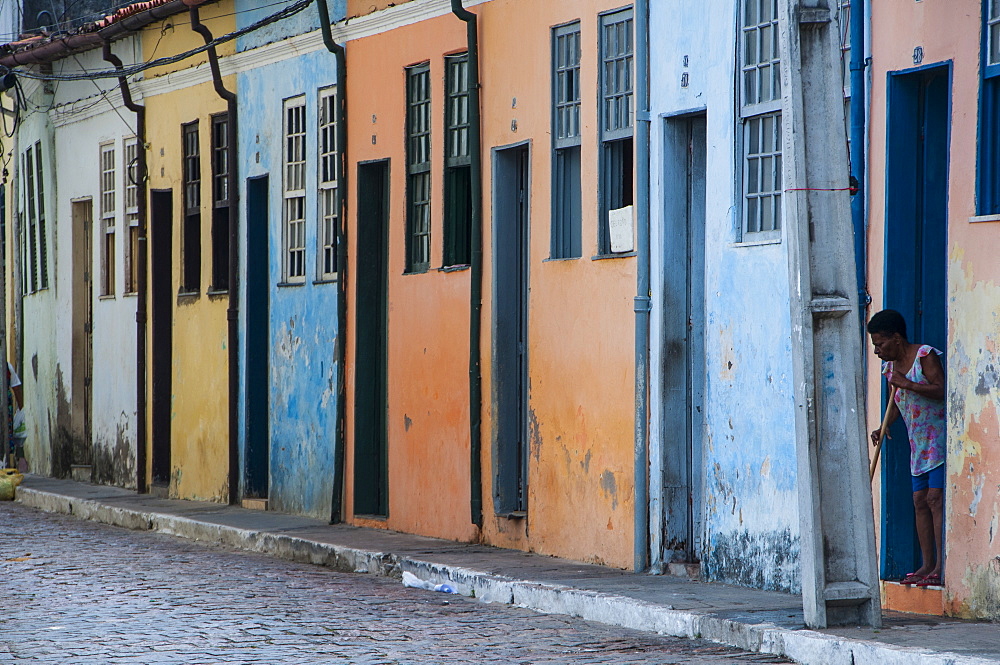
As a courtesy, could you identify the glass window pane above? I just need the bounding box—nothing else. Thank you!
[745,30,758,65]
[762,114,775,151]
[748,117,761,153]
[992,24,1000,65]
[745,71,758,105]
[761,195,774,231]
[746,197,759,233]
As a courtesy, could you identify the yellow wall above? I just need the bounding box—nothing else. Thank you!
[142,4,235,501]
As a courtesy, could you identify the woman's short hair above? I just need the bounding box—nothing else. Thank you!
[867,309,907,339]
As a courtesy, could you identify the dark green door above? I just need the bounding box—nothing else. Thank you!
[354,160,390,517]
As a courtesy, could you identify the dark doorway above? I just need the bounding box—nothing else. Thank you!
[492,143,530,516]
[882,64,950,580]
[660,114,707,563]
[149,189,173,485]
[245,175,270,499]
[354,160,390,517]
[70,199,94,472]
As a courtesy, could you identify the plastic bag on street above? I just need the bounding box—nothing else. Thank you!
[401,571,456,594]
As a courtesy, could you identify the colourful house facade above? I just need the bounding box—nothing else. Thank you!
[867,0,1000,620]
[140,1,236,501]
[234,0,346,519]
[342,0,638,567]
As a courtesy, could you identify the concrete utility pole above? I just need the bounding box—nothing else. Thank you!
[778,0,881,628]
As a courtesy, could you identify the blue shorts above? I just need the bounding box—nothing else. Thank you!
[911,464,945,492]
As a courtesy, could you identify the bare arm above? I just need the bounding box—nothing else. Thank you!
[887,352,945,401]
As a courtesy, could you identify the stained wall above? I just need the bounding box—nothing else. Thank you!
[868,0,999,619]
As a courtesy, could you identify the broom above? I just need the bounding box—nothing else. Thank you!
[869,385,898,482]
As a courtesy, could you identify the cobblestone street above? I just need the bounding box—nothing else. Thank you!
[0,503,791,664]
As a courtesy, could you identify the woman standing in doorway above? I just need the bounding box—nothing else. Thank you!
[868,309,946,587]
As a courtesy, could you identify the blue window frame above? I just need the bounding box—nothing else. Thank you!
[597,7,634,255]
[978,0,1000,214]
[551,21,582,259]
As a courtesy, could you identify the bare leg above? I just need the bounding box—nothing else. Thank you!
[926,488,944,577]
[912,489,935,576]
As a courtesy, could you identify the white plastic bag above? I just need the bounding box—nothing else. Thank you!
[12,409,26,440]
[401,571,456,594]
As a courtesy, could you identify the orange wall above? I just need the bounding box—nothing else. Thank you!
[345,13,478,543]
[476,0,636,568]
[868,0,1000,619]
[344,0,638,569]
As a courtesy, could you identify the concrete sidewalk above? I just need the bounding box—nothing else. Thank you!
[11,475,999,665]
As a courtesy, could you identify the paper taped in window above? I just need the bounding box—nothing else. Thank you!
[609,205,634,253]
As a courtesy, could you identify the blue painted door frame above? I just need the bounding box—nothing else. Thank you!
[881,62,951,580]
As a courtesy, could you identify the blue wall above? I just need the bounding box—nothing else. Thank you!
[647,1,801,593]
[237,40,342,519]
[236,0,345,51]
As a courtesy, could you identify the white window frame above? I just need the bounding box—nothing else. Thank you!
[283,96,307,283]
[318,86,338,282]
[989,0,1000,68]
[99,141,117,296]
[740,0,782,240]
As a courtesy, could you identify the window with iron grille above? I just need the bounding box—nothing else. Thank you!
[598,8,634,255]
[181,121,201,294]
[124,137,139,294]
[283,98,307,282]
[211,114,230,291]
[100,141,116,296]
[406,63,431,273]
[978,0,1000,214]
[443,53,471,268]
[552,21,582,259]
[318,86,339,280]
[740,0,782,238]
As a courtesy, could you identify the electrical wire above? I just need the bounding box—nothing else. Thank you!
[3,0,313,80]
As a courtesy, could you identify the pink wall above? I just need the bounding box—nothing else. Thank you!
[868,0,1000,619]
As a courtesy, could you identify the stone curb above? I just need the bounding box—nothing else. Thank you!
[16,486,998,665]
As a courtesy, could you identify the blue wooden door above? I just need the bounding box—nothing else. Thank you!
[882,64,950,580]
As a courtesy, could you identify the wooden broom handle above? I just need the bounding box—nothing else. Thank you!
[869,385,899,482]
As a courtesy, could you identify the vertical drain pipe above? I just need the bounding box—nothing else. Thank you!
[190,7,240,505]
[103,41,148,494]
[849,0,868,334]
[633,0,651,571]
[452,0,484,527]
[317,0,349,522]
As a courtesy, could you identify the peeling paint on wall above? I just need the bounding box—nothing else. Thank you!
[705,528,800,593]
[944,249,1000,620]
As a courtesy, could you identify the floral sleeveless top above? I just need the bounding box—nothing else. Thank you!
[882,345,946,476]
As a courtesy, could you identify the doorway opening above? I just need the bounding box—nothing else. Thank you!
[492,143,530,516]
[70,199,94,476]
[354,160,390,517]
[245,175,270,500]
[149,190,173,487]
[659,114,707,564]
[881,63,950,580]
